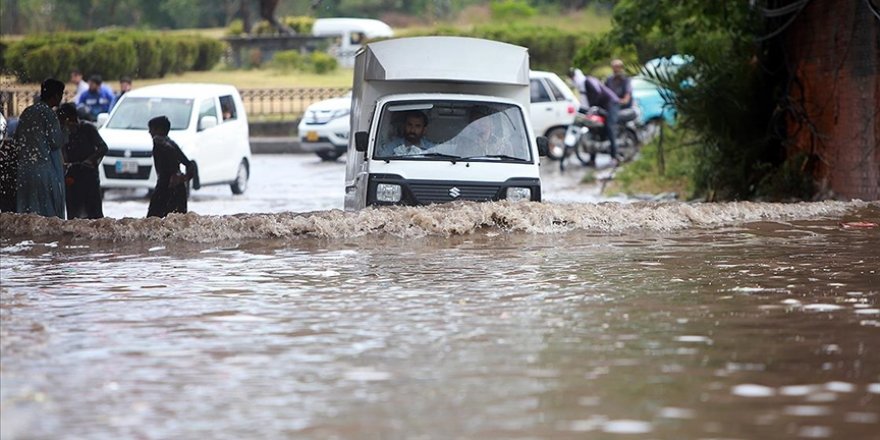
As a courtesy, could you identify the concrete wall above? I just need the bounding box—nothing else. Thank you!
[785,0,879,200]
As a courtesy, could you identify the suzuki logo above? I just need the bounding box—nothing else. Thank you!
[449,187,460,198]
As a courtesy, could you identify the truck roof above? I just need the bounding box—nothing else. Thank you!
[361,36,529,85]
[313,18,394,38]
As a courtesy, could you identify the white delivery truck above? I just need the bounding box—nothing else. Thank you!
[344,36,548,211]
[312,18,394,68]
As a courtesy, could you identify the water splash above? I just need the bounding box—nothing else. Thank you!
[0,200,872,243]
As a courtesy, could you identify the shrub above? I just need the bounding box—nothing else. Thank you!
[612,124,697,198]
[309,51,337,74]
[81,37,137,81]
[490,0,536,21]
[2,30,226,82]
[194,37,225,71]
[270,50,304,73]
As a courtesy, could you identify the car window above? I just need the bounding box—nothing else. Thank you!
[545,78,568,101]
[530,79,551,103]
[198,98,219,130]
[105,97,193,130]
[219,95,237,121]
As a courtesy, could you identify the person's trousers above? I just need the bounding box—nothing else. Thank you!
[605,101,620,160]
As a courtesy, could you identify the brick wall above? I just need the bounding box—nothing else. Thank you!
[785,0,879,200]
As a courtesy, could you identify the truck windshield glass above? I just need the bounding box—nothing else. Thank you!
[374,100,532,162]
[106,97,193,130]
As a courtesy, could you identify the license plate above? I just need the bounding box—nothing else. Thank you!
[115,160,139,174]
[306,130,319,142]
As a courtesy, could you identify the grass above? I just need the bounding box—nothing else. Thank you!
[605,124,697,199]
[135,67,355,89]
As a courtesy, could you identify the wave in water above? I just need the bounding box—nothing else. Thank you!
[0,200,872,242]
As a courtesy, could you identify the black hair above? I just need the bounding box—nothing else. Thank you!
[88,74,103,85]
[148,116,171,135]
[57,103,78,121]
[402,110,428,126]
[39,78,65,102]
[119,76,132,83]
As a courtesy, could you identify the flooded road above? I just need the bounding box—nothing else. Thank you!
[2,200,878,439]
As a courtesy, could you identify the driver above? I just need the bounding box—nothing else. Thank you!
[379,110,434,156]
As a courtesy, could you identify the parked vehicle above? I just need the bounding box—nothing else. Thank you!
[312,18,394,68]
[561,106,641,170]
[344,36,548,211]
[300,71,572,163]
[297,91,352,161]
[529,70,578,161]
[97,83,251,195]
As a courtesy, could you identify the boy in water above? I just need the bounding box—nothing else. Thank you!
[57,103,108,219]
[146,116,196,218]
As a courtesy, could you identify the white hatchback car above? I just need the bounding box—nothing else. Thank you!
[298,71,578,162]
[297,91,352,161]
[529,70,578,159]
[98,83,252,194]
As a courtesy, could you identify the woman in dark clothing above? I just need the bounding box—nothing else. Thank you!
[57,103,108,219]
[146,116,196,218]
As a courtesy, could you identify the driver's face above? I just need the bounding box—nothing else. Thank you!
[403,116,427,144]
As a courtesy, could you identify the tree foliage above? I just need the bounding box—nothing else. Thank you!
[578,0,801,200]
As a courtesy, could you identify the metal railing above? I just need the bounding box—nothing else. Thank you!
[1,87,350,120]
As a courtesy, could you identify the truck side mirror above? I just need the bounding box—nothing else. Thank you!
[354,131,369,152]
[536,136,549,157]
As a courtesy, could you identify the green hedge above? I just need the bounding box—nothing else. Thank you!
[3,30,225,83]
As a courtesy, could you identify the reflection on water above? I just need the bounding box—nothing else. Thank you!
[1,201,879,439]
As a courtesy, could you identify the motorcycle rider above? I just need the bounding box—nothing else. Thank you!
[582,75,621,167]
[604,59,633,109]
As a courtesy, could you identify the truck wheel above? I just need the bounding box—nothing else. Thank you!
[231,160,249,194]
[317,150,343,162]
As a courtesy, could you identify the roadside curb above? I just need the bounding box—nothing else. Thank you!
[250,137,305,154]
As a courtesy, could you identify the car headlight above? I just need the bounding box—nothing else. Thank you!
[376,183,402,202]
[331,108,351,120]
[505,187,531,202]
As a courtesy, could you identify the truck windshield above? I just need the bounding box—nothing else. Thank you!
[373,100,532,162]
[106,97,193,130]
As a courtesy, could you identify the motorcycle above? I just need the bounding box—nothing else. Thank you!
[559,106,642,170]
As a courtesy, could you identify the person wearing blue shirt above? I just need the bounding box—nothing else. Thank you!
[75,75,115,121]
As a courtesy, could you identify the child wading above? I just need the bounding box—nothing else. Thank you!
[147,116,196,218]
[58,103,107,219]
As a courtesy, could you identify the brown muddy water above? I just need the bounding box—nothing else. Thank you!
[1,201,879,439]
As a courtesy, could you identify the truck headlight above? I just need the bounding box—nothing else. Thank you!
[505,187,531,202]
[376,183,402,202]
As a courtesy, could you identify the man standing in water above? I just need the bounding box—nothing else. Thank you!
[15,78,66,218]
[146,116,196,218]
[57,103,107,219]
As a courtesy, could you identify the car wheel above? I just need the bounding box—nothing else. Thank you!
[316,150,343,161]
[231,160,249,195]
[545,127,566,160]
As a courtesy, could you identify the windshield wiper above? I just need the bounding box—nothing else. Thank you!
[461,154,530,162]
[418,152,461,159]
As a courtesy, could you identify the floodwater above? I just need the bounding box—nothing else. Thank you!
[1,200,879,439]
